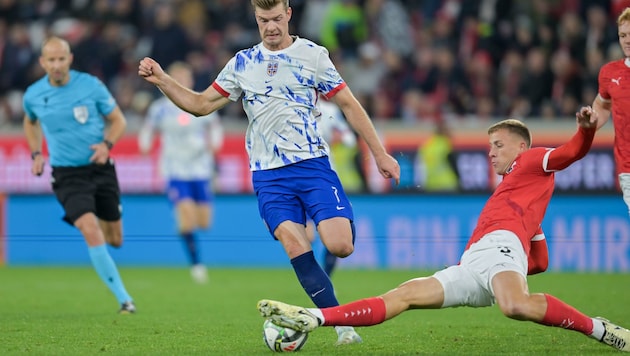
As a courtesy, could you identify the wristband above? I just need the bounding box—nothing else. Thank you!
[31,151,41,160]
[103,139,114,150]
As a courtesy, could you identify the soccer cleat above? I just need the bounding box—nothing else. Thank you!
[119,301,136,315]
[257,299,320,332]
[190,264,208,284]
[595,317,630,352]
[335,326,363,346]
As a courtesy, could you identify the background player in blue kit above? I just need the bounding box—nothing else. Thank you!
[139,0,400,345]
[23,36,135,314]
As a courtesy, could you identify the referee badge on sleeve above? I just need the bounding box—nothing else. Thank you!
[73,106,88,124]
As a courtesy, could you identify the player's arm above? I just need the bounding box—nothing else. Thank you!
[90,106,126,164]
[23,114,45,176]
[138,57,230,116]
[546,106,597,171]
[331,86,400,185]
[104,106,127,146]
[528,229,549,275]
[592,94,612,130]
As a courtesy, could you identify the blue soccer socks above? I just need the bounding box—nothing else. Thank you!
[88,244,132,304]
[291,251,338,308]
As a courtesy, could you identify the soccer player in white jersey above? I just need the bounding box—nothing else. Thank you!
[257,110,630,353]
[138,61,224,284]
[139,0,400,345]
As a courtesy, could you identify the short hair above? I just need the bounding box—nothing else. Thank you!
[251,0,288,10]
[487,119,532,148]
[618,7,630,25]
[41,36,71,55]
[166,61,192,75]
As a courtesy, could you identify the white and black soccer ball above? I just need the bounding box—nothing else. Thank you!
[262,319,308,352]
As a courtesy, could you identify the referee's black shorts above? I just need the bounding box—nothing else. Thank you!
[51,159,122,225]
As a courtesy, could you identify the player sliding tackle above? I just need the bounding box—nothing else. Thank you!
[259,107,630,352]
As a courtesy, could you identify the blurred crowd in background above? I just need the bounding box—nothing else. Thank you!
[1,0,629,131]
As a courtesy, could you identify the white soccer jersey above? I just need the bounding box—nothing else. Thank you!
[138,97,223,180]
[212,36,346,171]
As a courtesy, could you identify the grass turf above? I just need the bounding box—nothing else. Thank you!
[0,267,628,355]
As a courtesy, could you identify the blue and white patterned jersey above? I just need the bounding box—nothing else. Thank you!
[212,36,346,171]
[138,97,223,180]
[22,70,117,167]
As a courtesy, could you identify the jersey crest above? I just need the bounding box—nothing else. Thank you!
[73,106,88,124]
[267,61,279,76]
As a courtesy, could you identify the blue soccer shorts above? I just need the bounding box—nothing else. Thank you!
[252,156,354,238]
[166,179,213,205]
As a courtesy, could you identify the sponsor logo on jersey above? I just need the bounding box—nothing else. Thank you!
[506,161,517,174]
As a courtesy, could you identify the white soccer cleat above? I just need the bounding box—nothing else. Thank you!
[335,326,363,346]
[257,299,320,332]
[595,317,630,352]
[190,264,208,284]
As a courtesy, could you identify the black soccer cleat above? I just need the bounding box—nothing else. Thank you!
[119,301,136,315]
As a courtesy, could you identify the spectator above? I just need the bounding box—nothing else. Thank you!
[364,0,414,60]
[320,0,368,60]
[549,49,583,118]
[417,120,459,192]
[298,0,331,43]
[147,1,190,70]
[341,41,387,113]
[513,47,554,117]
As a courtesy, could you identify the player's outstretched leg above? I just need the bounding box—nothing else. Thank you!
[595,317,630,352]
[258,299,320,332]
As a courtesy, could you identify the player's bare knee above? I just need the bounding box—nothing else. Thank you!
[337,244,354,258]
[107,234,123,247]
[329,242,354,258]
[104,228,123,247]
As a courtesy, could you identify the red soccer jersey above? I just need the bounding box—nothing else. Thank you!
[598,59,630,174]
[465,147,554,257]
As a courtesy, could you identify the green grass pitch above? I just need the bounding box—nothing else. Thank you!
[0,267,628,355]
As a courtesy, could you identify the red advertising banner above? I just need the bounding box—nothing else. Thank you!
[0,135,253,194]
[0,127,617,194]
[0,192,5,265]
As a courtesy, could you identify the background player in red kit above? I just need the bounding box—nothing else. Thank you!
[258,108,630,353]
[591,7,630,217]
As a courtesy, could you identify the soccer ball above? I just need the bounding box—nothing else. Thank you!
[262,319,308,352]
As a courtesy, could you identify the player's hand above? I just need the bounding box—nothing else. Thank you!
[138,57,164,85]
[376,153,401,186]
[89,142,110,164]
[31,155,45,176]
[575,105,598,129]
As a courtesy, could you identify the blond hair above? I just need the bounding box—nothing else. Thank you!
[618,7,630,25]
[251,0,288,10]
[166,61,192,75]
[487,119,532,148]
